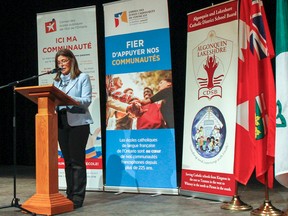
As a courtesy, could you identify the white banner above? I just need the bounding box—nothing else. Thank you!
[181,1,238,200]
[37,6,103,190]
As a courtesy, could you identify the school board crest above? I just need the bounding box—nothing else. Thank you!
[192,30,233,100]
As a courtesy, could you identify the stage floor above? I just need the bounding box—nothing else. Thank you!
[0,165,288,216]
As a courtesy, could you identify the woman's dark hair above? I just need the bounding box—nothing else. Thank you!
[54,49,81,81]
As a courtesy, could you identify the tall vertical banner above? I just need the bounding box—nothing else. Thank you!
[104,0,177,194]
[37,6,103,190]
[181,1,238,200]
[275,0,288,188]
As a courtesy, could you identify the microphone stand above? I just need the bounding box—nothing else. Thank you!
[0,70,55,215]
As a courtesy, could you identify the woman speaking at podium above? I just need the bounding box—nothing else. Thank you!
[53,48,93,209]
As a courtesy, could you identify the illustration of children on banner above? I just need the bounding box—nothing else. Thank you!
[191,106,226,158]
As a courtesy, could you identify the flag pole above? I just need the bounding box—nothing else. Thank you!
[250,172,284,215]
[220,181,252,211]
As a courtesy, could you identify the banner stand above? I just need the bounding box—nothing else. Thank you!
[36,6,103,191]
[104,0,178,194]
[181,190,231,202]
[180,0,239,201]
[104,186,178,195]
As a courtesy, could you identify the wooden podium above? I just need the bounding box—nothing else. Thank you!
[15,85,78,215]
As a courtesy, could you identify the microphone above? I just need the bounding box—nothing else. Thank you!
[49,68,63,74]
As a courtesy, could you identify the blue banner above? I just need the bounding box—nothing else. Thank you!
[104,0,177,193]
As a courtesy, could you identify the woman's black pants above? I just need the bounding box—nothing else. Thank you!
[58,110,89,207]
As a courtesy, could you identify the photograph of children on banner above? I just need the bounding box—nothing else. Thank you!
[106,70,174,130]
[191,106,226,159]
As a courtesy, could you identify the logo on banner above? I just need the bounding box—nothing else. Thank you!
[192,30,233,100]
[114,9,156,28]
[114,11,128,27]
[45,18,57,33]
[191,106,226,159]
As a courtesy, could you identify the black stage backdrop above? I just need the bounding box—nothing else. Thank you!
[0,0,276,175]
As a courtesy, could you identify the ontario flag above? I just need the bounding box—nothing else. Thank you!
[234,0,276,188]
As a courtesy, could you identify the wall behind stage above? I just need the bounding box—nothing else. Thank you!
[0,0,276,172]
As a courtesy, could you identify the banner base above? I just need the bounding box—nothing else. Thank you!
[180,189,231,202]
[104,186,179,195]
